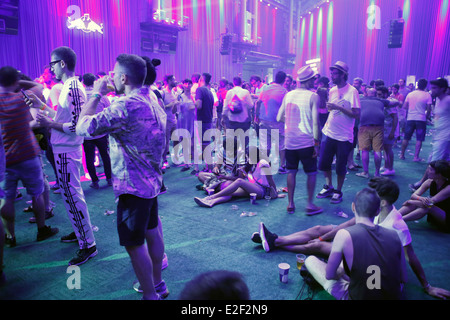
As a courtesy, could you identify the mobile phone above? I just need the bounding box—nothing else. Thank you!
[20,89,30,100]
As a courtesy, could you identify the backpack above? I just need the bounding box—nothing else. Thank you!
[229,95,243,114]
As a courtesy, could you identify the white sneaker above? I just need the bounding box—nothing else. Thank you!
[381,169,395,176]
[162,253,168,270]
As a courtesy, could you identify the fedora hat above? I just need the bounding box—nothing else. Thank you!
[297,65,317,82]
[430,77,449,89]
[330,61,349,75]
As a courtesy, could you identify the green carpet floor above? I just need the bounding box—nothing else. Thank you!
[1,129,449,301]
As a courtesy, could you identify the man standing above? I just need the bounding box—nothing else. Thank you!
[380,86,400,176]
[28,47,97,266]
[284,74,294,92]
[259,71,288,173]
[317,61,361,204]
[400,78,432,161]
[216,78,228,132]
[81,73,112,189]
[249,75,266,100]
[355,87,387,179]
[223,76,254,156]
[0,66,58,247]
[398,78,410,99]
[77,54,168,300]
[177,79,196,172]
[193,73,215,173]
[390,84,405,141]
[161,75,179,169]
[429,78,450,161]
[277,66,322,215]
[352,77,364,95]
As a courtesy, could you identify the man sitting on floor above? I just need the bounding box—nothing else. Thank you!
[254,177,450,299]
[304,187,407,300]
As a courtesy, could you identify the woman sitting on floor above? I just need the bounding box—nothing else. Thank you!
[196,137,243,193]
[194,147,281,208]
[399,160,450,232]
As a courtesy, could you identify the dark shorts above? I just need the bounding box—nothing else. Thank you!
[285,147,317,174]
[403,120,426,141]
[318,135,353,176]
[117,194,159,247]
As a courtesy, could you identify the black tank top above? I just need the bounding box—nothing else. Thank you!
[428,180,450,231]
[344,224,404,300]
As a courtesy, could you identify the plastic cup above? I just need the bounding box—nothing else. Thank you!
[106,73,115,91]
[296,254,306,271]
[278,263,290,283]
[250,193,257,205]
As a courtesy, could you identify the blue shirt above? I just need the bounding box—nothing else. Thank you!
[359,96,388,127]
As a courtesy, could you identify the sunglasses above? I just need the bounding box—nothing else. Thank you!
[49,60,62,67]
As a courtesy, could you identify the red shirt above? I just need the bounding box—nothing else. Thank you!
[0,91,41,166]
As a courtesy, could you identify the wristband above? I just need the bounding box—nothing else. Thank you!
[91,93,102,99]
[423,283,431,291]
[40,103,47,111]
[319,236,323,241]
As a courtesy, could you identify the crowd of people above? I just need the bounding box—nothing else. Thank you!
[0,46,449,300]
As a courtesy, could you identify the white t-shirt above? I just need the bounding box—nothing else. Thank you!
[405,90,432,121]
[322,83,361,143]
[433,95,450,141]
[280,89,316,150]
[374,207,412,247]
[223,86,254,123]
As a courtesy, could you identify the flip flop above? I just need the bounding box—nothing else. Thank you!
[287,206,295,214]
[356,172,369,179]
[305,207,324,216]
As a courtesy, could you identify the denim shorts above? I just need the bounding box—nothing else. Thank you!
[2,156,44,200]
[117,194,159,247]
[404,120,426,141]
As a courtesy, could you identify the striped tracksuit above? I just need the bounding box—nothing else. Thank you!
[51,77,96,250]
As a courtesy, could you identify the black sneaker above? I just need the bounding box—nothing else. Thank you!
[89,181,100,189]
[251,232,262,244]
[180,165,190,172]
[330,190,343,204]
[61,231,78,243]
[29,209,55,223]
[316,185,335,199]
[15,191,23,202]
[36,225,59,241]
[278,166,288,174]
[259,222,278,252]
[5,235,16,248]
[68,246,98,266]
